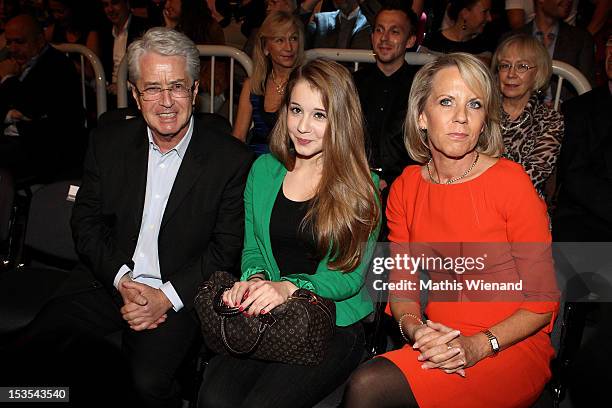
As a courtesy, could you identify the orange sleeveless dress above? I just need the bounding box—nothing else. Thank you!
[383,159,559,408]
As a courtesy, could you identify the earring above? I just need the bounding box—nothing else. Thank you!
[420,128,428,144]
[462,20,467,30]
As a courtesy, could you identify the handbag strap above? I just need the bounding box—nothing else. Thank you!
[212,287,242,316]
[220,315,271,356]
[218,290,332,356]
[290,290,335,330]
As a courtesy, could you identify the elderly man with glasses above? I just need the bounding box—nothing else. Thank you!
[20,27,253,408]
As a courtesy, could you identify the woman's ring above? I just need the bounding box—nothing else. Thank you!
[447,343,453,350]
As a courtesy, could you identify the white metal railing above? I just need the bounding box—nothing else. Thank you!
[305,48,436,71]
[551,60,591,110]
[117,45,253,123]
[305,49,591,111]
[54,43,107,118]
[113,46,591,125]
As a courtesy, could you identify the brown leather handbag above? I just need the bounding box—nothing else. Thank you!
[195,271,336,365]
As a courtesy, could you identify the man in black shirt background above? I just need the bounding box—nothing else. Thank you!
[353,0,419,191]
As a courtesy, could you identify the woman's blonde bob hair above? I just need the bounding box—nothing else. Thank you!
[405,52,503,164]
[251,11,304,95]
[269,59,380,273]
[491,33,552,93]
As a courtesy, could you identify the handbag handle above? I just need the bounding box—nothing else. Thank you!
[220,315,273,356]
[214,288,332,357]
[290,290,335,331]
[212,286,276,356]
[212,286,242,316]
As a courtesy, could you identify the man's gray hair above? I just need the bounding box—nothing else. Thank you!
[127,27,200,83]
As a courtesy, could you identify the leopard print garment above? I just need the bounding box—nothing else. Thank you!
[502,93,564,197]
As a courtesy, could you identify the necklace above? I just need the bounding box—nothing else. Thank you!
[427,151,480,184]
[271,70,287,95]
[501,111,531,133]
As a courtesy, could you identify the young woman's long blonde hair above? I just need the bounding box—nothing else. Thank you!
[270,59,380,273]
[251,11,304,95]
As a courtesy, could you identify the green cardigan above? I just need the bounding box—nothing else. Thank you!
[240,154,380,326]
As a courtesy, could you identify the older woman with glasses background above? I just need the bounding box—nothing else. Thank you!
[492,33,564,201]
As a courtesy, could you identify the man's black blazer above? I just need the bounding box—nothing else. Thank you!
[99,15,150,82]
[71,114,254,308]
[554,85,612,240]
[0,45,85,175]
[307,9,372,50]
[518,21,595,85]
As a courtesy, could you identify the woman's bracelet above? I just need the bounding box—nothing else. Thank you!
[247,274,264,282]
[398,313,424,343]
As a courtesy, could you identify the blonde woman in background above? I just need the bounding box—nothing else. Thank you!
[232,11,304,154]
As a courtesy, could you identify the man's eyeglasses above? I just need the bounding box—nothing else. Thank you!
[497,62,537,74]
[134,83,195,101]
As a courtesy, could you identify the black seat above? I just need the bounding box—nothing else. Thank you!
[0,169,14,269]
[0,180,80,336]
[97,106,141,128]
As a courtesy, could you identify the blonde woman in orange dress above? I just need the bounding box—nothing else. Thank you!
[343,53,559,408]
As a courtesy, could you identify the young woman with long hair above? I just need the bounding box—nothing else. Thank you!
[199,58,381,408]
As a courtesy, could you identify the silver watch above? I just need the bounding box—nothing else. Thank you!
[483,329,500,354]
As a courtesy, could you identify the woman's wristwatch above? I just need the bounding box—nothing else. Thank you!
[482,329,500,355]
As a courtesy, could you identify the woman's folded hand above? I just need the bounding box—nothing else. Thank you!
[223,280,260,308]
[226,280,299,317]
[416,320,490,377]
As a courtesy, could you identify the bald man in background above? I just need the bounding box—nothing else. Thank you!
[0,14,84,181]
